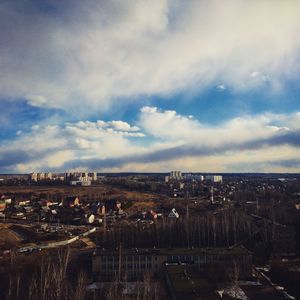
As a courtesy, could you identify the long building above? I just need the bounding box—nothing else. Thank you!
[92,246,252,281]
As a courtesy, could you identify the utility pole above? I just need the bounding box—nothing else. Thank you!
[103,205,107,232]
[186,190,190,220]
[118,243,122,283]
[185,190,190,248]
[210,186,214,204]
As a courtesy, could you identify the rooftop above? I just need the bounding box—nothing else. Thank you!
[94,245,251,256]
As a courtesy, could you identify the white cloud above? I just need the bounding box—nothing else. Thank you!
[0,118,147,171]
[102,120,140,132]
[138,106,291,147]
[1,0,300,112]
[217,84,226,91]
[27,95,48,107]
[1,107,300,172]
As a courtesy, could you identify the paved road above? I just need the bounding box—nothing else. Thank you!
[17,227,97,253]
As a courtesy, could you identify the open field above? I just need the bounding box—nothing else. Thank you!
[0,185,109,196]
[0,184,160,201]
[0,226,23,248]
[0,184,169,215]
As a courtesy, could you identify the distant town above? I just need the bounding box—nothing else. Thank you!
[0,171,300,299]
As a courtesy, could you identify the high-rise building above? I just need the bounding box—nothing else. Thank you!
[89,172,97,181]
[37,172,45,181]
[206,175,222,183]
[44,172,52,180]
[169,171,182,180]
[30,172,53,181]
[30,172,38,181]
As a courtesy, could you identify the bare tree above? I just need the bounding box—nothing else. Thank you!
[74,271,88,300]
[227,260,240,300]
[28,274,38,300]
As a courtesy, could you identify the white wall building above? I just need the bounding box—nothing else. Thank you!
[169,171,183,180]
[30,172,52,181]
[205,175,223,183]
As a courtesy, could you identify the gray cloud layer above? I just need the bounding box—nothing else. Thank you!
[58,129,300,170]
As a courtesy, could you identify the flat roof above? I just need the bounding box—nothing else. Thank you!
[94,246,251,256]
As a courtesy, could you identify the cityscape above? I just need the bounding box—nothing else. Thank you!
[1,1,300,300]
[0,171,300,299]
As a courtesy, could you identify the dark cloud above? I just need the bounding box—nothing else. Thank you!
[266,131,300,147]
[57,129,300,170]
[227,158,300,172]
[269,159,300,168]
[0,150,33,168]
[0,146,64,170]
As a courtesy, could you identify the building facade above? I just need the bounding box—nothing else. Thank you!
[169,171,183,180]
[92,246,252,281]
[205,175,223,183]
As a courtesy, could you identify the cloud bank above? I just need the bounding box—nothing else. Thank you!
[1,107,300,173]
[1,0,300,112]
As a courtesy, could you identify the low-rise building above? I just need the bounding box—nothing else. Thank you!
[70,180,91,186]
[0,199,6,212]
[92,246,252,281]
[63,196,80,208]
[168,208,180,219]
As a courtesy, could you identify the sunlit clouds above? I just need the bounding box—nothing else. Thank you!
[1,1,300,172]
[0,107,299,172]
[1,1,300,112]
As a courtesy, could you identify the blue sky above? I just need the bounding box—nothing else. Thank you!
[1,0,300,173]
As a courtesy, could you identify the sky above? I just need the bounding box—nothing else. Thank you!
[1,0,300,173]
